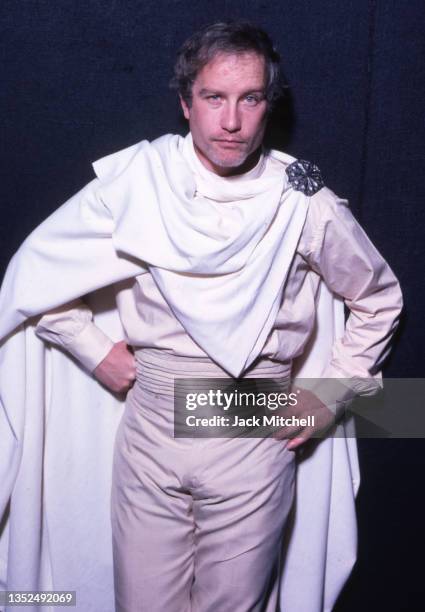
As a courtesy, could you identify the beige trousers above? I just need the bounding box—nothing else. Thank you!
[111,349,295,612]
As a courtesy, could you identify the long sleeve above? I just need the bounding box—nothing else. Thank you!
[300,189,403,408]
[35,298,114,372]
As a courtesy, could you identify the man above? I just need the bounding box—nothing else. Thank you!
[0,21,402,612]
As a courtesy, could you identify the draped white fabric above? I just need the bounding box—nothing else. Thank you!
[93,133,310,376]
[0,135,310,377]
[0,133,359,611]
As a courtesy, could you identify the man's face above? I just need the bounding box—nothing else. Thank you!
[180,51,269,177]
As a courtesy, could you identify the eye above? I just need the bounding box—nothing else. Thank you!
[206,94,222,103]
[244,94,260,106]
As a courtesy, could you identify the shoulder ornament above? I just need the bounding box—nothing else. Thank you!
[285,159,324,196]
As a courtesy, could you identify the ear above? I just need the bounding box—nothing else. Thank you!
[179,95,190,120]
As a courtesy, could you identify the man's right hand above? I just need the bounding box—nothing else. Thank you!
[93,340,136,394]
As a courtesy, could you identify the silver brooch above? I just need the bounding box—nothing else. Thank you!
[285,159,324,196]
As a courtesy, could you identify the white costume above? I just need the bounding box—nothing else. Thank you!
[0,134,402,611]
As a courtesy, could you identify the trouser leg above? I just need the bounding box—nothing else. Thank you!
[190,437,295,612]
[111,389,195,612]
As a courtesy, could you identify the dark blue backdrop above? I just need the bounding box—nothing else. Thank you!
[1,1,424,610]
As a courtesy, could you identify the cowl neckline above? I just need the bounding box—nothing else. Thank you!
[93,134,288,276]
[92,133,310,376]
[183,132,269,202]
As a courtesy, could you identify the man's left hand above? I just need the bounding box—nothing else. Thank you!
[273,387,336,451]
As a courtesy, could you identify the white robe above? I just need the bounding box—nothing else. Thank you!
[0,134,359,612]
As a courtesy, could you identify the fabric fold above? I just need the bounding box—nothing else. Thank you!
[1,133,311,377]
[93,133,311,376]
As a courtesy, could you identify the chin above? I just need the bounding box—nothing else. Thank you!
[209,151,248,170]
[216,159,247,169]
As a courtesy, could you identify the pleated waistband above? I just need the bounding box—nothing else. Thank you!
[134,348,292,396]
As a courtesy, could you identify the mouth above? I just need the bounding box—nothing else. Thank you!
[214,139,245,147]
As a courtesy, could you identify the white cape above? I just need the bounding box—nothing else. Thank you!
[0,135,359,611]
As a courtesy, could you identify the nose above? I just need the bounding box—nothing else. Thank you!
[220,102,241,133]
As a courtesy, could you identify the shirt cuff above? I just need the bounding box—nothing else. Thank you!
[304,370,383,416]
[63,322,115,372]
